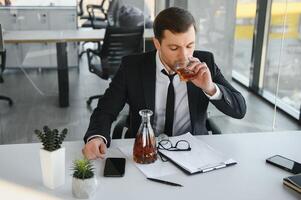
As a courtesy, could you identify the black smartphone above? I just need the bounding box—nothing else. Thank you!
[103,157,126,177]
[266,155,301,174]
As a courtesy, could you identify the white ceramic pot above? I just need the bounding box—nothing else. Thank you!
[39,147,65,189]
[72,176,97,199]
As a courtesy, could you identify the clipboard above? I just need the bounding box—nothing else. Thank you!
[157,132,237,175]
[158,151,237,175]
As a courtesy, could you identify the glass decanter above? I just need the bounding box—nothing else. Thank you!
[133,109,157,164]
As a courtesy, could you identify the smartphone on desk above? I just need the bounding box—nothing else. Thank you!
[266,155,301,174]
[103,157,126,177]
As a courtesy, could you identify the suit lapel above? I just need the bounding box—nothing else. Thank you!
[141,51,156,123]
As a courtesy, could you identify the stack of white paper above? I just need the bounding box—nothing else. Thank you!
[118,143,179,178]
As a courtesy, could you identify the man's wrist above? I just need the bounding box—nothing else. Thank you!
[204,83,217,96]
[204,83,222,100]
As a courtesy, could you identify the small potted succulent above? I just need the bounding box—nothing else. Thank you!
[35,126,68,189]
[72,158,97,199]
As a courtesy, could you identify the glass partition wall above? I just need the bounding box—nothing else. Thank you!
[0,0,300,145]
[244,0,301,129]
[0,0,80,144]
[235,0,301,128]
[0,0,150,144]
[263,0,301,125]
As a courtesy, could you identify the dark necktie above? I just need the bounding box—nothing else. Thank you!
[161,69,176,136]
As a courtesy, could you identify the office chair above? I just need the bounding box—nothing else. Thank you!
[78,0,104,21]
[0,50,13,106]
[78,0,89,20]
[79,0,122,58]
[81,0,121,29]
[86,25,144,105]
[82,2,108,29]
[78,0,108,58]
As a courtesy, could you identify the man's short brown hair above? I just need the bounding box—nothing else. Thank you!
[153,7,196,42]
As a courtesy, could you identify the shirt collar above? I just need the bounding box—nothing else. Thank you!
[156,51,167,74]
[155,51,177,76]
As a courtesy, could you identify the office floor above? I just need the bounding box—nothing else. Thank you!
[0,55,300,144]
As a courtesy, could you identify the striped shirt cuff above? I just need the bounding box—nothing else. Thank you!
[87,135,108,144]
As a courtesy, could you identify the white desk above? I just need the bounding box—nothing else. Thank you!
[3,30,105,43]
[2,131,300,200]
[3,29,154,107]
[3,29,153,43]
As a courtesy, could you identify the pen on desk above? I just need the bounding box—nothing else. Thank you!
[147,177,183,187]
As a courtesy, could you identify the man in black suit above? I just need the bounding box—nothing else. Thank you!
[83,7,246,160]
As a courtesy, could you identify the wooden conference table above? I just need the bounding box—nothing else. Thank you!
[3,29,153,107]
[0,131,300,200]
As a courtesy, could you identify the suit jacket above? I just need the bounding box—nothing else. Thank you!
[84,50,246,146]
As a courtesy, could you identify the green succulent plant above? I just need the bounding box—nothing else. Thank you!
[34,126,68,152]
[72,158,94,179]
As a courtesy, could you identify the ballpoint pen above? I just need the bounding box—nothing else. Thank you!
[147,177,183,187]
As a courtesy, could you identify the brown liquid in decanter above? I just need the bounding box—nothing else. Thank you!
[133,110,157,164]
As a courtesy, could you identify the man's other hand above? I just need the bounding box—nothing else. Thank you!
[82,138,107,160]
[188,57,216,96]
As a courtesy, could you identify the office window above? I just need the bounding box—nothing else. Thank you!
[187,0,236,81]
[263,0,301,119]
[232,0,257,86]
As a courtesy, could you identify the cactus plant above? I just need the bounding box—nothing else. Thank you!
[35,126,68,152]
[72,158,94,179]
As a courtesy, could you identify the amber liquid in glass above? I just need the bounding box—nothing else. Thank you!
[133,133,157,164]
[176,67,197,81]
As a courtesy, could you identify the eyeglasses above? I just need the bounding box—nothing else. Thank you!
[157,139,191,151]
[156,134,192,162]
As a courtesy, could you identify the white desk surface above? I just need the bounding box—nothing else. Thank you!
[0,131,300,200]
[3,29,154,43]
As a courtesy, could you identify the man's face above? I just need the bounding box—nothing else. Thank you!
[153,25,196,70]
